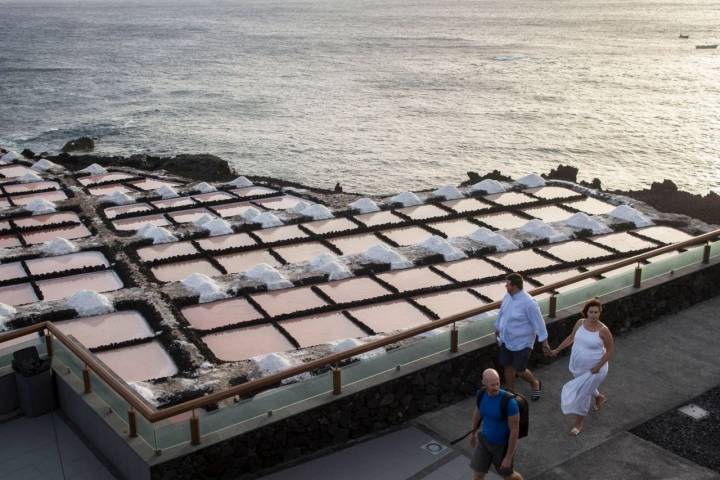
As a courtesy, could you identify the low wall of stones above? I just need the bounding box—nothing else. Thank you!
[152,263,720,480]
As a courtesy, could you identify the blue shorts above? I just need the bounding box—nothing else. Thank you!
[498,344,532,373]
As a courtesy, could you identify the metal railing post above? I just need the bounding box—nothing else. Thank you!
[633,263,642,288]
[703,242,711,264]
[332,366,342,395]
[128,409,138,438]
[549,293,557,318]
[450,324,458,353]
[190,410,200,445]
[44,332,53,356]
[82,366,91,394]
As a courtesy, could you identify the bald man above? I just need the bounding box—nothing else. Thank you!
[469,369,523,480]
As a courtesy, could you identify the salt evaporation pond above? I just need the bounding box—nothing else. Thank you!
[37,271,123,301]
[413,290,487,318]
[592,232,659,252]
[23,225,92,245]
[280,312,367,348]
[250,286,327,317]
[253,195,306,210]
[273,242,335,264]
[487,250,559,272]
[376,267,451,292]
[196,233,256,251]
[316,277,390,304]
[213,202,260,218]
[0,262,26,280]
[475,212,529,230]
[55,311,153,349]
[349,300,432,333]
[137,242,199,262]
[635,226,693,244]
[0,283,38,305]
[428,219,483,237]
[380,226,434,246]
[95,341,178,383]
[442,198,490,213]
[182,297,263,330]
[215,250,280,273]
[204,324,294,362]
[538,240,613,262]
[12,191,68,205]
[522,205,575,223]
[113,214,170,231]
[304,218,358,235]
[253,225,308,243]
[151,197,195,209]
[434,258,506,282]
[525,186,579,200]
[152,259,221,283]
[168,208,213,224]
[230,186,277,197]
[395,204,448,221]
[484,192,536,206]
[329,233,388,255]
[564,197,616,215]
[353,210,404,227]
[104,203,153,219]
[25,251,109,275]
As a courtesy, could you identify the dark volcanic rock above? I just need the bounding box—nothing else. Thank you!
[61,137,95,152]
[461,169,513,186]
[543,164,578,182]
[21,149,36,159]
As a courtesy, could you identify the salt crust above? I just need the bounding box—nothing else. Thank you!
[192,213,215,227]
[203,217,233,236]
[0,303,17,331]
[519,219,568,242]
[181,273,228,303]
[517,173,546,188]
[470,179,506,194]
[310,253,352,281]
[254,212,283,228]
[130,382,158,405]
[350,197,380,213]
[31,159,62,172]
[191,182,217,193]
[136,224,177,244]
[99,190,134,205]
[243,263,293,290]
[469,227,518,252]
[226,176,253,188]
[252,352,293,375]
[609,205,652,227]
[66,290,115,316]
[420,235,467,261]
[155,185,179,199]
[298,203,334,220]
[565,212,612,234]
[431,185,464,200]
[77,163,108,175]
[362,244,413,269]
[24,198,56,215]
[290,200,313,214]
[330,337,386,359]
[389,191,422,207]
[40,238,78,256]
[0,151,23,164]
[18,171,43,183]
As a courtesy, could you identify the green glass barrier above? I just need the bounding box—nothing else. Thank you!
[642,247,704,282]
[53,339,86,378]
[708,240,720,258]
[135,408,158,451]
[0,334,44,369]
[555,268,636,311]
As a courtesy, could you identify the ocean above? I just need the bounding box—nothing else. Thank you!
[1,0,719,195]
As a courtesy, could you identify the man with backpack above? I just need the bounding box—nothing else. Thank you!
[469,368,525,480]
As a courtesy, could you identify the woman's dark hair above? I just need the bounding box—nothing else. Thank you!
[582,299,603,318]
[505,272,523,290]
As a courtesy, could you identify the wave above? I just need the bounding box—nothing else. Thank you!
[493,54,524,61]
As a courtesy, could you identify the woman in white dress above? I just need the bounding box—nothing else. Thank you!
[551,299,614,436]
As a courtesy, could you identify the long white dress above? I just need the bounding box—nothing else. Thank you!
[561,324,608,416]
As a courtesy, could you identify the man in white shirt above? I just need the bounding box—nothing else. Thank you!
[495,273,550,400]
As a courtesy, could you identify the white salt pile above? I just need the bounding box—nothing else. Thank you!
[330,338,386,359]
[203,217,233,236]
[226,176,253,188]
[291,200,313,214]
[31,159,62,172]
[253,212,283,228]
[0,303,17,331]
[66,291,114,316]
[24,198,56,215]
[130,382,158,405]
[431,185,464,200]
[389,191,422,207]
[470,179,506,194]
[192,213,216,227]
[565,212,612,234]
[239,206,262,222]
[310,253,352,281]
[420,235,467,261]
[181,273,228,303]
[517,173,546,188]
[518,219,568,242]
[243,263,293,290]
[18,171,43,183]
[0,151,23,164]
[136,224,177,244]
[349,197,380,213]
[469,227,518,252]
[40,238,78,256]
[191,182,217,193]
[299,203,334,220]
[155,185,179,199]
[252,352,294,375]
[99,190,134,205]
[608,205,652,227]
[77,163,107,175]
[362,244,413,269]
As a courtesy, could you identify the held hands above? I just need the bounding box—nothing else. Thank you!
[549,348,559,358]
[542,343,552,357]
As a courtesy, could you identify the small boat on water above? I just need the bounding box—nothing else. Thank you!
[679,34,689,39]
[696,44,718,49]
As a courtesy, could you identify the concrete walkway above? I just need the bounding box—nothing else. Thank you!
[259,296,720,480]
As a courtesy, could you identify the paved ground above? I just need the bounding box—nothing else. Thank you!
[259,296,720,480]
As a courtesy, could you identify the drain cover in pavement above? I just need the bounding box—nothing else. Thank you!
[421,440,448,455]
[677,404,709,420]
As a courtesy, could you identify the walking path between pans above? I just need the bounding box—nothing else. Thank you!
[257,295,720,480]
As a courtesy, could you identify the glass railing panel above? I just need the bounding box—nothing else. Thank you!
[0,334,44,368]
[136,410,158,451]
[90,372,130,425]
[53,339,86,378]
[708,240,720,258]
[641,246,704,282]
[556,269,636,311]
[155,414,193,450]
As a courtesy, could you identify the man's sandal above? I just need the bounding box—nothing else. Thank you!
[531,380,542,401]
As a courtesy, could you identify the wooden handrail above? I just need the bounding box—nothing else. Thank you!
[1,228,718,423]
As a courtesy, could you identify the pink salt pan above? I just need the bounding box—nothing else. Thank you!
[442,198,490,213]
[592,232,658,252]
[14,212,80,227]
[0,234,21,248]
[253,225,308,243]
[151,197,196,209]
[317,277,390,304]
[564,197,616,215]
[281,312,367,348]
[181,297,263,330]
[230,186,277,197]
[250,286,327,318]
[213,201,262,218]
[303,218,358,235]
[273,242,335,264]
[11,191,68,205]
[95,341,178,382]
[214,249,280,274]
[413,290,487,319]
[0,283,38,306]
[113,215,169,231]
[484,192,536,206]
[197,233,256,252]
[434,258,506,282]
[192,192,234,203]
[428,219,481,237]
[524,186,578,200]
[253,195,306,210]
[55,311,154,349]
[37,270,123,301]
[330,233,388,255]
[168,208,213,224]
[204,324,294,361]
[349,300,432,333]
[0,165,33,177]
[353,211,404,227]
[395,204,448,220]
[376,267,451,292]
[634,226,693,244]
[471,282,509,302]
[129,179,181,191]
[104,203,153,219]
[26,251,109,275]
[4,181,60,194]
[23,225,92,245]
[0,261,26,281]
[379,226,433,246]
[487,249,559,272]
[475,212,529,230]
[522,205,574,223]
[151,259,221,283]
[538,240,613,262]
[78,172,134,186]
[88,184,132,196]
[137,242,198,262]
